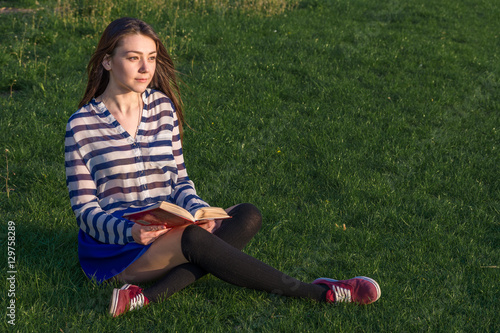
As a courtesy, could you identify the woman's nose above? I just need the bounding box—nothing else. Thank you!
[139,60,149,73]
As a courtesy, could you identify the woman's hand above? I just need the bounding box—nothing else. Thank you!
[130,218,222,245]
[131,223,170,245]
[196,219,221,233]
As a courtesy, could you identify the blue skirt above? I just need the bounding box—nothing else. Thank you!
[78,230,151,283]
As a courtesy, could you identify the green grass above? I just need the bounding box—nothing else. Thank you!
[1,0,499,331]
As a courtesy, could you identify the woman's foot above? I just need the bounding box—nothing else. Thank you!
[109,284,150,317]
[312,276,381,304]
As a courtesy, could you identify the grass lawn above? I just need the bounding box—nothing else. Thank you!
[1,0,499,331]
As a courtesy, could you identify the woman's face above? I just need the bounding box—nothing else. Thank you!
[103,34,157,95]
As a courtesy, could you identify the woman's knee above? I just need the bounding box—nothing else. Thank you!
[231,203,262,233]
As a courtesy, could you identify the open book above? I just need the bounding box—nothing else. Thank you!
[123,201,231,228]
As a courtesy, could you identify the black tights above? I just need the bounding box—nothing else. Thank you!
[143,203,327,302]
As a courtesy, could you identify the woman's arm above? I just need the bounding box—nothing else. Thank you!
[65,120,135,245]
[169,107,210,215]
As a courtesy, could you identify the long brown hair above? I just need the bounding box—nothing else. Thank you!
[79,17,185,135]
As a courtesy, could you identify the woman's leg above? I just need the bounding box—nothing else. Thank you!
[117,203,263,297]
[212,203,263,247]
[142,203,263,301]
[179,224,328,301]
[117,203,325,300]
[115,224,188,284]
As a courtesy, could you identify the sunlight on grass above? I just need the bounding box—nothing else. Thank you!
[52,0,297,25]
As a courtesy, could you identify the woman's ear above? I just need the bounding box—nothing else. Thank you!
[102,55,112,71]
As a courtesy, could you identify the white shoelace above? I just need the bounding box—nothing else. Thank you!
[332,285,352,303]
[129,293,146,310]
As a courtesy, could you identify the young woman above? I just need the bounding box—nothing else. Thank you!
[65,17,381,317]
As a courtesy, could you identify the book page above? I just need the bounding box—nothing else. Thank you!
[124,202,230,227]
[194,207,231,221]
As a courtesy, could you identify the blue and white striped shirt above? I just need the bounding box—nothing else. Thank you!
[65,89,209,245]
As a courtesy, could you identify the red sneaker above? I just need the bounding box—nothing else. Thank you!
[312,276,381,305]
[109,284,149,317]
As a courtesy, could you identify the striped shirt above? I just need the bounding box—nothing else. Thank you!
[65,89,209,245]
